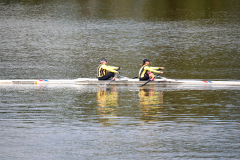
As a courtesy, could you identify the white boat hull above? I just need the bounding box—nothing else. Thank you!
[0,78,240,86]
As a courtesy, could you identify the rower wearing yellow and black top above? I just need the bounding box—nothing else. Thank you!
[139,59,164,81]
[97,58,120,80]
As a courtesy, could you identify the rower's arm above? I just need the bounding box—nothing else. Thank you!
[102,65,118,73]
[108,66,119,70]
[150,67,164,70]
[150,67,159,70]
[146,66,161,73]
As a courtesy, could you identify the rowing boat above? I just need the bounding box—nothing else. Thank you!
[0,78,240,86]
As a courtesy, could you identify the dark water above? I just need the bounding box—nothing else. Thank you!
[1,0,240,79]
[1,0,240,159]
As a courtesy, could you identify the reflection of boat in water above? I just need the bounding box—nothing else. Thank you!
[139,88,163,117]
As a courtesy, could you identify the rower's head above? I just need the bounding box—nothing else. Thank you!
[100,58,107,64]
[143,59,150,65]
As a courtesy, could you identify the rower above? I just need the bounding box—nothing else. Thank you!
[97,58,120,80]
[139,59,164,81]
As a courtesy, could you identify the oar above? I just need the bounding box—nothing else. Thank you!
[106,78,115,87]
[106,73,118,87]
[106,68,122,87]
[140,73,162,87]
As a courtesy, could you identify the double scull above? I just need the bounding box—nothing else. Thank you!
[0,78,240,86]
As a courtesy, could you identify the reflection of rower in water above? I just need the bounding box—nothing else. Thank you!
[97,58,120,81]
[96,87,119,107]
[96,87,119,125]
[97,87,119,120]
[139,88,163,116]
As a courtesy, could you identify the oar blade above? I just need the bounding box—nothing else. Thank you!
[139,73,162,87]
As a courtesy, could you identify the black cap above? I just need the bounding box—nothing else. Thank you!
[100,58,107,63]
[143,59,150,63]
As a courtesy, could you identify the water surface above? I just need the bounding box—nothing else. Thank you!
[1,85,240,159]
